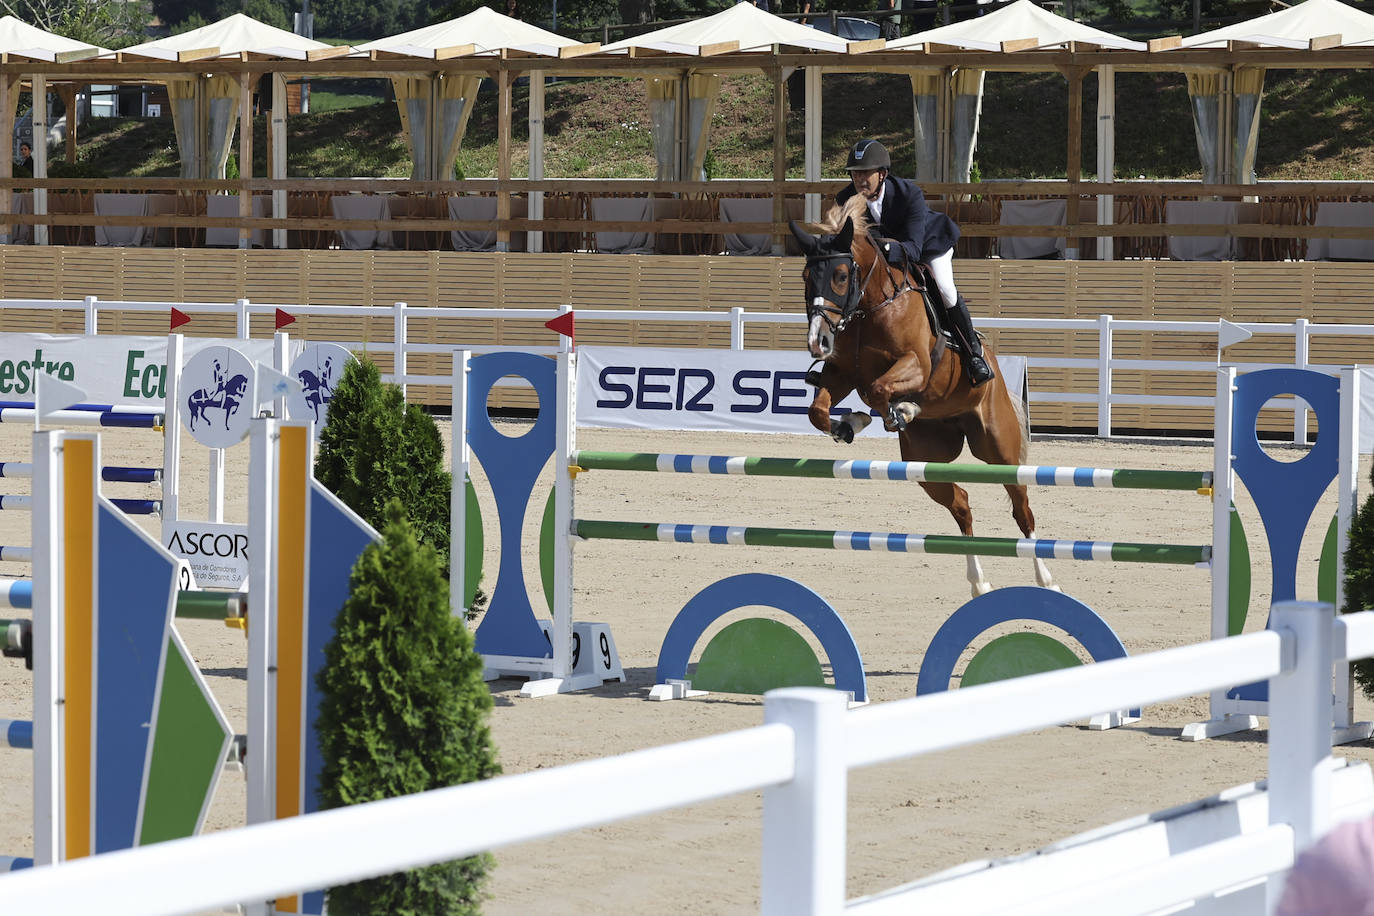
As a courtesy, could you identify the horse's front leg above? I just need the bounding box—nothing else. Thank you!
[870,351,930,432]
[807,366,868,444]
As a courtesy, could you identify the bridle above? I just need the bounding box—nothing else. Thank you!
[804,240,917,337]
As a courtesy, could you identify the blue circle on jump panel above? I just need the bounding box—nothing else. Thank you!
[1231,368,1338,605]
[915,587,1137,718]
[655,573,867,703]
[467,352,556,660]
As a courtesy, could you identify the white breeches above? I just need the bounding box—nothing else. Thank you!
[926,248,959,309]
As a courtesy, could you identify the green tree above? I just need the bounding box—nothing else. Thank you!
[1343,465,1374,698]
[1,0,148,48]
[316,501,499,915]
[315,357,453,577]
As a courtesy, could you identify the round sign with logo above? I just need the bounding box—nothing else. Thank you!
[287,344,355,435]
[179,346,257,448]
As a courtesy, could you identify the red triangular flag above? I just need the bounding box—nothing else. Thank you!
[544,311,575,345]
[275,308,296,330]
[170,308,191,331]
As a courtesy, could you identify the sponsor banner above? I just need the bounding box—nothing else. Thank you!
[164,520,249,589]
[577,346,1027,436]
[0,334,285,407]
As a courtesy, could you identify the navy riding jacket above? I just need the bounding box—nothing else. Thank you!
[836,174,959,265]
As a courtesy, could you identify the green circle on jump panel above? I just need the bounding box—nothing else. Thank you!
[960,632,1083,688]
[464,477,483,609]
[691,617,826,695]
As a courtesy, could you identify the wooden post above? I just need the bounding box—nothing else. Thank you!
[1,74,12,246]
[239,72,253,249]
[59,85,78,165]
[33,74,48,246]
[772,58,786,256]
[496,63,511,253]
[1064,66,1087,259]
[271,73,287,249]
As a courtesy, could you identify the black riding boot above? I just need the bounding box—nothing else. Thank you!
[945,296,995,386]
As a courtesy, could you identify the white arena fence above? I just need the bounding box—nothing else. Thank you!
[1,296,1367,441]
[3,600,1374,916]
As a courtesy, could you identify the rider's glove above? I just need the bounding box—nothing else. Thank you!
[875,237,898,263]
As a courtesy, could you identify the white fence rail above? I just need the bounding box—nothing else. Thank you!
[3,602,1372,916]
[4,297,1367,441]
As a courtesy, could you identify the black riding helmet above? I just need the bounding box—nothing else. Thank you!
[845,139,891,172]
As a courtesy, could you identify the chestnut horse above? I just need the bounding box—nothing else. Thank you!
[789,199,1056,596]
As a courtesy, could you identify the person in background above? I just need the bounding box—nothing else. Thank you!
[836,138,994,386]
[15,142,32,178]
[1274,817,1374,916]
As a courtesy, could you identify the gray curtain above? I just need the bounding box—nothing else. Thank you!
[909,71,941,182]
[950,68,984,184]
[1186,71,1222,185]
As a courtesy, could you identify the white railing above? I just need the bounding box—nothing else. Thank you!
[3,297,1365,441]
[3,602,1374,915]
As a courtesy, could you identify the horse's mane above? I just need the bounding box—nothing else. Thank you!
[815,197,873,250]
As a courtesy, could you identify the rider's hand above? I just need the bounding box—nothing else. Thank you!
[874,237,898,263]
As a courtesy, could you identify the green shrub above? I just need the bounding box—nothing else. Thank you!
[1343,465,1374,696]
[315,358,452,576]
[316,501,499,915]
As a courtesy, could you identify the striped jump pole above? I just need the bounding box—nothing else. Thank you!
[572,519,1211,566]
[0,578,32,609]
[0,494,159,515]
[0,408,163,429]
[0,462,162,484]
[571,451,1213,492]
[1,717,32,749]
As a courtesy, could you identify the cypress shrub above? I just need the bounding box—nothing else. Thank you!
[315,357,453,576]
[1344,463,1374,697]
[316,500,499,915]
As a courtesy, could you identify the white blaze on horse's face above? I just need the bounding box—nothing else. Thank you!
[808,305,835,360]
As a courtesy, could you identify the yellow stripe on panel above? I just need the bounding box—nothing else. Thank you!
[274,425,309,914]
[62,436,96,861]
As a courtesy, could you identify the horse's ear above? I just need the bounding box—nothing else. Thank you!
[835,217,854,252]
[788,219,818,255]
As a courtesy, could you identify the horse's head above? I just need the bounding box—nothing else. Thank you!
[789,200,882,361]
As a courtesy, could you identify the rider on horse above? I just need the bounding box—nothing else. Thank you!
[835,138,994,386]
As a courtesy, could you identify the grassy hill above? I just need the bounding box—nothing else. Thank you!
[59,68,1374,182]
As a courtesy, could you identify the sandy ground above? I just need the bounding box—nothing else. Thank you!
[2,418,1373,914]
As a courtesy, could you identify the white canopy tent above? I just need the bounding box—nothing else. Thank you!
[356,7,585,196]
[600,2,870,230]
[115,14,338,183]
[0,16,105,245]
[1162,0,1374,186]
[890,0,1144,193]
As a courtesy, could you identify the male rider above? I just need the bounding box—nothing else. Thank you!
[835,138,994,386]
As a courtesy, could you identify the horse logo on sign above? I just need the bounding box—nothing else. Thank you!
[289,344,356,436]
[179,347,256,448]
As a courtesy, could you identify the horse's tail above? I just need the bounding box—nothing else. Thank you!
[1010,380,1030,464]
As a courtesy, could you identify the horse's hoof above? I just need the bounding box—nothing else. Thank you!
[830,421,854,444]
[970,581,994,598]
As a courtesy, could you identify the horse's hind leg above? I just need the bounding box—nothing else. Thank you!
[1001,482,1058,591]
[917,481,993,597]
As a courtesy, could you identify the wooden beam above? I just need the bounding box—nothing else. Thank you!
[558,43,602,59]
[1000,38,1041,53]
[177,47,222,62]
[1148,36,1184,51]
[1066,66,1085,187]
[305,46,352,61]
[699,41,741,56]
[847,39,886,55]
[435,44,478,60]
[1309,34,1343,50]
